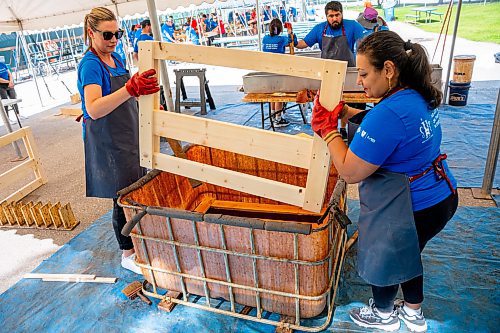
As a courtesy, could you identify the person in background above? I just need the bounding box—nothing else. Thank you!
[161,16,176,43]
[248,7,258,34]
[114,38,127,66]
[0,57,20,123]
[185,19,200,45]
[133,19,154,62]
[262,18,298,128]
[133,23,142,47]
[296,1,365,139]
[356,7,389,38]
[311,30,458,332]
[128,24,137,47]
[289,6,298,22]
[306,2,317,21]
[280,6,287,23]
[78,7,159,275]
[169,16,176,30]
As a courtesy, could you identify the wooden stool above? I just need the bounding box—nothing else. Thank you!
[174,68,215,115]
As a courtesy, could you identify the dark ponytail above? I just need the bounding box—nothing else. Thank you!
[269,18,282,37]
[357,31,442,109]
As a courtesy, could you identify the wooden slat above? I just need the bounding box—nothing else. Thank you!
[3,177,45,204]
[0,159,36,189]
[154,153,305,207]
[39,202,53,228]
[49,202,63,228]
[0,127,28,148]
[303,61,346,212]
[152,42,345,80]
[138,43,159,169]
[21,202,34,226]
[30,202,44,228]
[153,110,314,169]
[5,203,16,226]
[59,203,78,229]
[23,126,47,185]
[0,204,7,225]
[210,200,323,217]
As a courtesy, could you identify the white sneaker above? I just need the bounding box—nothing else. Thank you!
[397,303,428,332]
[121,253,143,275]
[349,298,401,332]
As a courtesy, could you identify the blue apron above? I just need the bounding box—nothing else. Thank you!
[357,170,423,287]
[84,51,145,198]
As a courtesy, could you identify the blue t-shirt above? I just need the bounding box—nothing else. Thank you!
[303,20,365,51]
[161,24,175,42]
[114,40,127,65]
[280,9,287,22]
[349,89,457,211]
[133,29,142,46]
[185,26,199,45]
[0,62,10,80]
[134,33,154,53]
[77,51,128,137]
[290,7,298,17]
[262,34,297,54]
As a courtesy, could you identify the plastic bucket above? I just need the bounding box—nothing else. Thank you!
[452,55,476,83]
[448,81,471,106]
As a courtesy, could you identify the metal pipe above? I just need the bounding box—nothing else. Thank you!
[443,0,463,105]
[256,0,262,51]
[480,90,500,196]
[145,0,175,113]
[0,99,23,158]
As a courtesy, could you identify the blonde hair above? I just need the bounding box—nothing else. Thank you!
[83,7,117,52]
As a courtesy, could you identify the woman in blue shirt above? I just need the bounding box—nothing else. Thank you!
[311,31,458,332]
[78,7,159,275]
[262,19,297,127]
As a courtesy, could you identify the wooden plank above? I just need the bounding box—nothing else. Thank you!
[5,203,17,226]
[12,203,25,226]
[21,202,34,226]
[30,202,44,228]
[49,202,63,228]
[210,200,323,217]
[0,204,7,225]
[59,203,78,230]
[23,127,48,185]
[3,178,45,204]
[0,127,27,148]
[25,273,96,279]
[0,159,36,189]
[153,110,314,169]
[59,105,82,116]
[41,277,117,283]
[193,197,216,214]
[303,61,345,212]
[137,42,159,169]
[152,42,345,80]
[39,202,53,228]
[154,152,305,207]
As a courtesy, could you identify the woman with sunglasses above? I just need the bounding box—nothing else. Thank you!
[77,7,159,275]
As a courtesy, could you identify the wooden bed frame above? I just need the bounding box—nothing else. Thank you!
[138,42,346,213]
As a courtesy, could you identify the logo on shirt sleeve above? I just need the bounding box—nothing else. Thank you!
[356,126,376,143]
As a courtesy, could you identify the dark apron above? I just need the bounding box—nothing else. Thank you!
[357,170,423,287]
[84,52,144,198]
[321,24,356,67]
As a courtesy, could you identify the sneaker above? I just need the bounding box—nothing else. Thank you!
[273,118,290,128]
[349,298,401,332]
[121,253,143,275]
[397,303,428,332]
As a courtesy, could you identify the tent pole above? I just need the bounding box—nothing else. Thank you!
[18,31,44,106]
[146,0,175,113]
[256,0,262,51]
[443,0,462,105]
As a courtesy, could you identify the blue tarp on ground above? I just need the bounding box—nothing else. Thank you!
[0,201,498,332]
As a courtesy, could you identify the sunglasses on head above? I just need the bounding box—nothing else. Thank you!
[95,29,124,40]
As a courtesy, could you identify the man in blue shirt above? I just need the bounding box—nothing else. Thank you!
[296,1,365,138]
[296,1,364,64]
[0,58,19,120]
[161,17,176,43]
[133,19,154,62]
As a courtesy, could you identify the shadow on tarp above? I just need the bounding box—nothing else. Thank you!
[0,200,498,332]
[440,104,500,188]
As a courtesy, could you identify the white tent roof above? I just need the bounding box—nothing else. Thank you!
[0,0,241,32]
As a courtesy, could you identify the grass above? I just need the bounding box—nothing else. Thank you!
[351,3,500,44]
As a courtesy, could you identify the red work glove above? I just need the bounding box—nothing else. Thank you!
[126,69,160,97]
[311,91,346,139]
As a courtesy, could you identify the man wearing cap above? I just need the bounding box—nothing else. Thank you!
[161,17,176,43]
[133,19,154,62]
[357,7,389,38]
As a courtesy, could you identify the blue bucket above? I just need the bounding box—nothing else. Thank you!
[448,81,471,106]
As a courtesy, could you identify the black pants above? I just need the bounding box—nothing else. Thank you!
[372,191,459,312]
[0,86,18,115]
[112,198,134,250]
